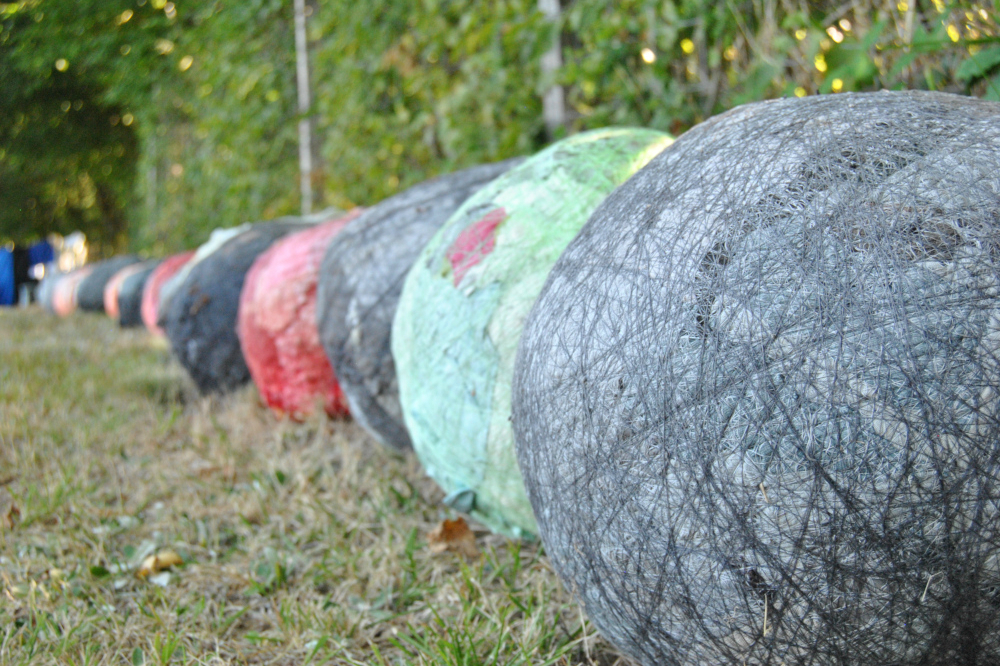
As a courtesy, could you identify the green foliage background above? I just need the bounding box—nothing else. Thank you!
[1,0,998,256]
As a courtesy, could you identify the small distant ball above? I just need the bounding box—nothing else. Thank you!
[37,268,63,313]
[141,251,194,337]
[394,129,672,537]
[512,91,1000,665]
[117,262,158,328]
[104,261,154,320]
[76,256,141,313]
[52,267,92,317]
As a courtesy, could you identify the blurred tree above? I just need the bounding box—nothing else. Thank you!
[557,0,1000,133]
[311,0,551,207]
[0,46,137,252]
[1,1,997,254]
[0,0,177,255]
[132,0,300,253]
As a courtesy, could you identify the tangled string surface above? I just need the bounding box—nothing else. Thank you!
[513,91,1000,665]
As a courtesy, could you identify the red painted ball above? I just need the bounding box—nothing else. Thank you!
[141,251,195,337]
[238,210,362,419]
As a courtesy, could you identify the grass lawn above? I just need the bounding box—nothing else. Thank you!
[0,309,620,665]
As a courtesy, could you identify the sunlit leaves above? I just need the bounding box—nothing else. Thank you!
[132,0,300,252]
[0,0,179,251]
[2,0,998,255]
[311,0,548,208]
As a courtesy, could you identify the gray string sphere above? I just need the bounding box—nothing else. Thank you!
[317,160,522,450]
[512,91,1000,665]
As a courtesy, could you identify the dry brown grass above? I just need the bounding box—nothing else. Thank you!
[0,309,623,666]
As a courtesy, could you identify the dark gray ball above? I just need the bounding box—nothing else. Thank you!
[163,220,312,394]
[76,256,142,312]
[118,261,159,328]
[513,91,1000,665]
[317,160,522,450]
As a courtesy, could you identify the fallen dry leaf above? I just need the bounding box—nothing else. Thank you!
[136,550,184,579]
[427,517,479,558]
[189,459,236,483]
[2,503,20,530]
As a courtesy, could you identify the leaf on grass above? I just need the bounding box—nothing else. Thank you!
[2,503,19,529]
[136,550,184,579]
[427,517,479,558]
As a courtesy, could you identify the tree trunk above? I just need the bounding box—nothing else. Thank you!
[538,0,565,139]
[293,0,317,214]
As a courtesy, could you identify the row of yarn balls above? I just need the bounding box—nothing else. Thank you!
[35,91,1000,664]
